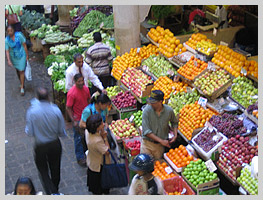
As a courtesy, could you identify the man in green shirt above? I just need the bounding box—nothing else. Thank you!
[141,90,178,159]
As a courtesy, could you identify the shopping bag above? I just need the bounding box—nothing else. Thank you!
[101,149,128,189]
[25,60,32,81]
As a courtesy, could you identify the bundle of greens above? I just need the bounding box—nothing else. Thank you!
[20,10,51,30]
[102,14,114,29]
[44,55,65,68]
[29,24,60,39]
[73,10,106,37]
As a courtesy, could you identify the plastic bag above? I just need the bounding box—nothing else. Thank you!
[25,60,32,81]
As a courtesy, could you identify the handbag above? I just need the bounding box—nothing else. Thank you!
[101,149,128,189]
[25,61,32,81]
[7,6,19,25]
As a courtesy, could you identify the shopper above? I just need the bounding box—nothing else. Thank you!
[86,114,111,195]
[66,73,91,167]
[5,5,23,32]
[5,24,29,96]
[141,90,178,160]
[65,53,106,94]
[7,177,42,195]
[128,154,164,195]
[25,87,66,195]
[215,5,228,29]
[85,32,114,93]
[188,5,205,25]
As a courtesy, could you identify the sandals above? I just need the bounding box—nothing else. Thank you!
[20,88,25,96]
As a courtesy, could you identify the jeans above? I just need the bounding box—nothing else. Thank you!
[34,139,62,195]
[73,122,85,161]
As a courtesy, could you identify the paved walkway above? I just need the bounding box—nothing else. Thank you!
[5,50,129,195]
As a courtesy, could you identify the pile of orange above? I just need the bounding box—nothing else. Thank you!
[211,45,247,78]
[153,76,189,100]
[166,145,194,168]
[147,26,185,58]
[112,48,142,80]
[168,191,182,195]
[152,161,177,180]
[178,103,218,140]
[138,44,159,59]
[177,56,208,80]
[245,60,258,79]
[252,110,258,118]
[185,33,212,50]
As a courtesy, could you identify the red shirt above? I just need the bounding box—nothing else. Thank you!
[188,9,205,24]
[66,85,91,121]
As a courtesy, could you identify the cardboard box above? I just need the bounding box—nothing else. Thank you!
[181,167,220,195]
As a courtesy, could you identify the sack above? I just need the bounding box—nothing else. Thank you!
[7,6,19,25]
[101,150,128,189]
[25,61,32,81]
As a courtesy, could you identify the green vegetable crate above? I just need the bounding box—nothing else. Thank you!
[181,167,220,195]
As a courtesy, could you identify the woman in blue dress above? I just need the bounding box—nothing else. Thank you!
[5,24,29,96]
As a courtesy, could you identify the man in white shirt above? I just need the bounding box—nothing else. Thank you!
[215,5,228,29]
[65,53,107,94]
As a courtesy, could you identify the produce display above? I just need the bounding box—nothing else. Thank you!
[124,139,141,156]
[29,24,60,39]
[152,161,177,180]
[185,33,212,50]
[73,10,106,37]
[209,113,247,138]
[112,48,142,80]
[105,86,121,99]
[109,119,139,139]
[101,14,114,29]
[247,102,258,119]
[182,159,218,187]
[112,91,137,110]
[217,135,258,181]
[168,90,200,116]
[193,129,223,153]
[171,51,193,67]
[163,176,195,195]
[47,62,68,92]
[141,55,176,78]
[20,10,51,30]
[138,44,159,59]
[177,56,208,80]
[237,166,258,195]
[165,145,194,168]
[211,45,246,77]
[231,76,258,108]
[133,110,143,127]
[152,76,188,100]
[43,32,73,44]
[178,103,217,140]
[194,67,231,96]
[69,7,79,17]
[196,40,217,56]
[121,68,153,98]
[44,55,65,68]
[50,43,78,55]
[147,26,185,57]
[245,60,258,79]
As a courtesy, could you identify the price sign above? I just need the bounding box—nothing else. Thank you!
[186,87,192,93]
[165,166,173,174]
[198,97,207,108]
[167,69,175,76]
[205,121,214,132]
[213,28,217,36]
[220,41,229,46]
[194,60,198,67]
[208,61,216,71]
[241,67,247,76]
[173,75,180,82]
[129,115,135,123]
[218,97,225,105]
[252,95,258,99]
[205,159,217,172]
[142,65,149,72]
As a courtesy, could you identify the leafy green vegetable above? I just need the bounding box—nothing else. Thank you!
[44,55,65,68]
[44,32,73,44]
[20,10,51,30]
[151,6,173,19]
[69,7,79,17]
[102,14,114,29]
[73,10,106,37]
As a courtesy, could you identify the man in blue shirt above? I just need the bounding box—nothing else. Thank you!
[25,87,66,195]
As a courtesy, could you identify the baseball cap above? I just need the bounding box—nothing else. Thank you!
[147,90,164,104]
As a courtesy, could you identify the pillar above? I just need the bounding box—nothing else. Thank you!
[56,5,75,27]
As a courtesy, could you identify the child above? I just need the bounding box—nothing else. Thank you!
[128,154,164,195]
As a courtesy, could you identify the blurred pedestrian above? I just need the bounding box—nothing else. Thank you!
[5,5,23,32]
[5,24,29,96]
[25,87,66,195]
[86,114,111,195]
[85,32,114,93]
[66,73,91,167]
[44,5,58,25]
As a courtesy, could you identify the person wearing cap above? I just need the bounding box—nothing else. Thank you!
[141,90,178,160]
[128,153,164,195]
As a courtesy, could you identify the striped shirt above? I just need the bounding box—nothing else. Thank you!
[85,42,113,76]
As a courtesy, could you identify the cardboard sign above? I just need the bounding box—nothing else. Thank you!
[205,159,217,172]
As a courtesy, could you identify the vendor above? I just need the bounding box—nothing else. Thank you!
[141,90,178,160]
[65,53,107,94]
[215,5,228,29]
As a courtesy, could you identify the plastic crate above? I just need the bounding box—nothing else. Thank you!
[162,176,195,195]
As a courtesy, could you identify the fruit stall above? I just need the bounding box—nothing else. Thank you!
[20,5,258,196]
